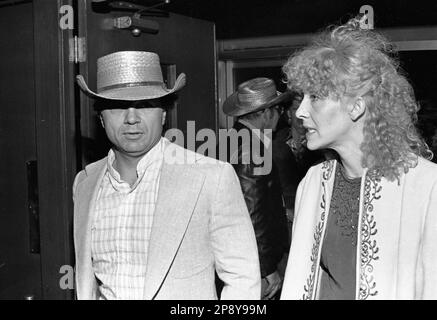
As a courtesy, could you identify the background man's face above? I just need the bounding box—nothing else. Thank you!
[101,102,166,158]
[267,105,282,131]
[287,97,303,128]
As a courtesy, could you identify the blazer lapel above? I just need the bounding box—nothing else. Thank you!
[143,163,206,299]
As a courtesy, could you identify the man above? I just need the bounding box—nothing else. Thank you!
[222,78,290,300]
[274,94,323,227]
[272,93,304,229]
[74,51,260,300]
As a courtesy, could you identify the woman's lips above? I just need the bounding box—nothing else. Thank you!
[305,128,317,140]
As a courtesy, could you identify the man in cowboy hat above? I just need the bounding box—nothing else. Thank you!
[222,77,291,300]
[73,51,260,300]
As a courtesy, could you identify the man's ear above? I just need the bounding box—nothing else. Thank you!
[99,114,105,128]
[349,97,366,121]
[162,111,167,126]
[263,108,273,120]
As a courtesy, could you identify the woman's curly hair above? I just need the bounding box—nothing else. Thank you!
[282,15,432,181]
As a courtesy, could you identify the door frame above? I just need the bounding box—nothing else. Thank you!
[33,0,76,299]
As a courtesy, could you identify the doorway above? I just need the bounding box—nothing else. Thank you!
[0,1,42,300]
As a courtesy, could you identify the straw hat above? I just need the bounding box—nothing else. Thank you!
[76,51,186,101]
[223,77,292,117]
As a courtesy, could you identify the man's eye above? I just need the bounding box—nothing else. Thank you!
[108,108,124,113]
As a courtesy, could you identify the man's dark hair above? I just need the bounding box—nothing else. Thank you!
[93,94,178,112]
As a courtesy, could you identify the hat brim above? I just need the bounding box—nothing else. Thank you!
[76,73,186,101]
[223,90,293,117]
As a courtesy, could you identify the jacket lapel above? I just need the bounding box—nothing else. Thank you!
[302,160,336,299]
[143,162,206,299]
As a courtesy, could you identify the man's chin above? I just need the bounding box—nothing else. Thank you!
[115,147,149,158]
[127,148,152,156]
[114,139,160,158]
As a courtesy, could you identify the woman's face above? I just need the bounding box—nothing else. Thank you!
[295,93,353,151]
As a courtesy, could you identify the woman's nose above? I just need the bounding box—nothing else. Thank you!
[295,95,309,120]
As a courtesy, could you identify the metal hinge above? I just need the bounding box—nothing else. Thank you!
[69,36,86,63]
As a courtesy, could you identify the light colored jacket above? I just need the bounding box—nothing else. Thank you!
[73,141,261,300]
[281,158,437,300]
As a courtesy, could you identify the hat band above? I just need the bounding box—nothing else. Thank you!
[238,91,278,107]
[98,81,164,93]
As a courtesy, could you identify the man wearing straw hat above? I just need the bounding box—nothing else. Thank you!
[73,51,260,300]
[222,77,291,300]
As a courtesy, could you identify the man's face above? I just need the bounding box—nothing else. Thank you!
[266,105,282,131]
[287,97,303,128]
[100,100,166,158]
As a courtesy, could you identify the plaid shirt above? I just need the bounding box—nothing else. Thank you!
[91,138,165,300]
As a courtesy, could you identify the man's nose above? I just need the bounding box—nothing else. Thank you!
[125,108,141,124]
[295,96,309,120]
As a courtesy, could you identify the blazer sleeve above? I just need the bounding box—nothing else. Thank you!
[210,162,261,300]
[419,180,437,299]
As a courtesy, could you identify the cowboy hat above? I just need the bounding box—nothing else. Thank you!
[76,51,186,101]
[223,77,292,117]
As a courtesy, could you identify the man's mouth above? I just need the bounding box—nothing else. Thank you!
[124,132,143,139]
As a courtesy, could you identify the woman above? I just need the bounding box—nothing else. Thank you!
[280,16,437,300]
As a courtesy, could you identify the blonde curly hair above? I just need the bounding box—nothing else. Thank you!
[282,16,432,181]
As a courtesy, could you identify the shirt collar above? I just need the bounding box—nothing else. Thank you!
[106,137,166,191]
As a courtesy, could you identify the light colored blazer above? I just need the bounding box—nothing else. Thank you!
[73,141,261,300]
[281,157,437,300]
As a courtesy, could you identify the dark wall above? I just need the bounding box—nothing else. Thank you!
[79,1,216,163]
[166,0,437,39]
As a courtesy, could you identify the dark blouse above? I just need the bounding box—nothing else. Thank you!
[318,163,362,300]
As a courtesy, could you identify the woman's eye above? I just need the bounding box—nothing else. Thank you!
[309,94,319,102]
